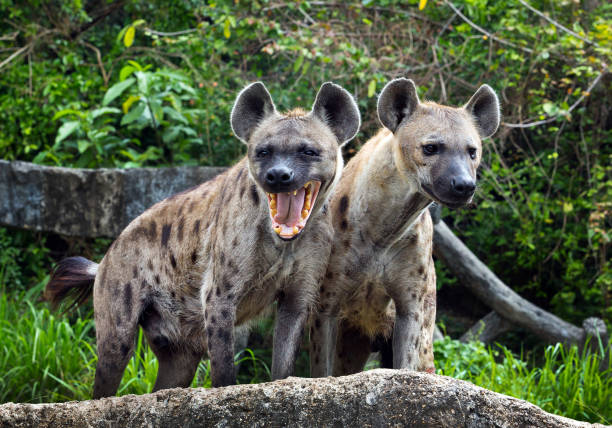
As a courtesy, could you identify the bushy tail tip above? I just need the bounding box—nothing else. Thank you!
[44,256,98,312]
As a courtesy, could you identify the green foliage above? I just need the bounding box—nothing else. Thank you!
[0,228,50,293]
[434,337,612,424]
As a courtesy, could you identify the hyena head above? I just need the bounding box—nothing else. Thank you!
[231,82,361,240]
[377,78,500,208]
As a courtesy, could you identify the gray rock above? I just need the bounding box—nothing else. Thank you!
[0,370,603,427]
[0,160,226,237]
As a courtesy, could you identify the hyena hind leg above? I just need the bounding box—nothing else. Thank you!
[332,322,373,376]
[92,319,139,399]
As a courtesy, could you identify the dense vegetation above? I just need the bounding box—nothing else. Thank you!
[0,0,610,423]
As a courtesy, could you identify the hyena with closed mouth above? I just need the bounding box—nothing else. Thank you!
[310,78,500,377]
[45,81,360,398]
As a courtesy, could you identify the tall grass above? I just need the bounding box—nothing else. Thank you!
[434,337,612,424]
[0,291,271,402]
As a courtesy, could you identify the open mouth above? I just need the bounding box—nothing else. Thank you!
[267,181,322,240]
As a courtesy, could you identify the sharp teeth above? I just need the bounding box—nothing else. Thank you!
[274,226,281,234]
[271,209,277,217]
[292,226,299,235]
[304,201,311,211]
[270,199,276,209]
[293,190,297,196]
[301,209,308,218]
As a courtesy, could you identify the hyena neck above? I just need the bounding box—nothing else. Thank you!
[353,130,431,246]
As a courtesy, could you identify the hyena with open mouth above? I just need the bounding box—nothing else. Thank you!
[45,81,360,398]
[310,78,500,377]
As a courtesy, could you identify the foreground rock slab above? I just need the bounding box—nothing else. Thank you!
[0,369,602,428]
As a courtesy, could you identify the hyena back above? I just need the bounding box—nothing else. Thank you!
[45,82,360,398]
[310,78,500,377]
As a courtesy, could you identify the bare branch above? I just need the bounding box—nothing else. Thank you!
[143,28,199,37]
[0,44,30,70]
[443,0,534,54]
[517,0,597,46]
[503,70,607,128]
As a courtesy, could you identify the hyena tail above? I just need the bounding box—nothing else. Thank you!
[44,256,98,311]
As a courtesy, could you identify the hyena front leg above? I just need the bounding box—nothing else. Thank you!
[309,310,338,377]
[204,285,237,387]
[272,287,309,380]
[416,261,437,373]
[388,278,430,371]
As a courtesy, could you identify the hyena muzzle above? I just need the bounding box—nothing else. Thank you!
[310,78,500,377]
[45,81,360,398]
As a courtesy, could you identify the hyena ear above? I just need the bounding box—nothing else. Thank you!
[464,84,500,139]
[310,82,361,146]
[377,78,420,133]
[231,82,277,143]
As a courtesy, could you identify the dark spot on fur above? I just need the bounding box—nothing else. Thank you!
[123,282,132,314]
[221,310,229,319]
[206,291,212,303]
[216,287,221,296]
[177,217,185,242]
[132,266,138,279]
[315,319,321,329]
[339,195,349,214]
[418,265,425,275]
[343,239,350,249]
[193,219,201,235]
[219,252,225,265]
[120,343,130,357]
[161,224,172,247]
[153,336,170,349]
[154,275,160,284]
[366,282,373,298]
[148,221,157,241]
[191,250,198,264]
[227,293,234,301]
[147,259,153,270]
[326,272,333,280]
[340,219,348,230]
[232,237,238,248]
[170,253,177,269]
[319,285,325,293]
[411,292,417,299]
[171,291,175,298]
[211,316,216,324]
[250,185,260,205]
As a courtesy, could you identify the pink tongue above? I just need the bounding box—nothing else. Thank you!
[274,188,306,227]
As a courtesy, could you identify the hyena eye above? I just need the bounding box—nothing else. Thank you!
[422,144,439,156]
[257,149,269,158]
[303,149,319,157]
[468,148,477,159]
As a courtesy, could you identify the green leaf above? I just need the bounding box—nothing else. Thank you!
[293,54,304,73]
[55,121,80,144]
[102,78,135,106]
[124,26,135,48]
[121,103,146,125]
[91,107,121,119]
[77,140,91,154]
[119,65,136,81]
[367,79,377,98]
[223,19,231,39]
[52,109,85,121]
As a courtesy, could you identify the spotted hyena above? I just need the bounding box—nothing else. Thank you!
[45,81,360,398]
[310,78,500,376]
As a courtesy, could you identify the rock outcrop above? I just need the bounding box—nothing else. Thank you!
[0,370,602,428]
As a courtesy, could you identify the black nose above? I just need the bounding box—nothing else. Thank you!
[451,177,476,197]
[265,166,294,187]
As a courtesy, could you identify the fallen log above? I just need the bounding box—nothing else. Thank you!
[0,370,602,427]
[433,220,608,348]
[460,311,514,343]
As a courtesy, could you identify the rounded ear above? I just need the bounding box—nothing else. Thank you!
[230,82,277,143]
[377,78,420,133]
[464,84,500,139]
[310,82,361,146]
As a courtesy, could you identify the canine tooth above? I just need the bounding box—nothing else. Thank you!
[304,201,311,211]
[293,190,298,196]
[270,199,276,209]
[292,226,299,235]
[274,226,281,234]
[302,209,308,218]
